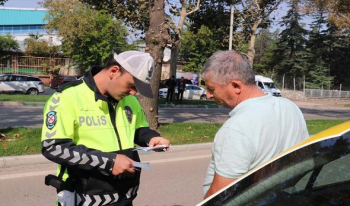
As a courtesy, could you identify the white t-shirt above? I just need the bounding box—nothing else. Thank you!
[203,94,309,195]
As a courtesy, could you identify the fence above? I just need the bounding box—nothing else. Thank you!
[304,89,350,99]
[0,55,72,75]
[264,74,350,99]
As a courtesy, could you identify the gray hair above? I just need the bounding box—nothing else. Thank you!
[201,50,255,85]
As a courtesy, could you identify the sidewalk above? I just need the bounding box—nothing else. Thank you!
[0,142,213,168]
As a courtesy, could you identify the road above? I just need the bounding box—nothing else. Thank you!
[1,97,350,205]
[0,105,232,127]
[0,145,211,206]
[1,101,350,127]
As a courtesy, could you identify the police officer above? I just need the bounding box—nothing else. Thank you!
[41,51,170,206]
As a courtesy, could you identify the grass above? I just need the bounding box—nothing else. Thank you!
[306,119,348,135]
[1,120,348,157]
[0,94,51,102]
[158,123,221,145]
[0,127,42,157]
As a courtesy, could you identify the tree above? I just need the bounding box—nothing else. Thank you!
[42,0,134,71]
[24,33,60,57]
[165,0,200,78]
[305,11,333,89]
[303,0,350,37]
[322,22,350,89]
[187,0,283,67]
[253,29,279,75]
[272,1,310,77]
[187,0,235,50]
[180,25,221,72]
[235,0,284,67]
[0,0,8,6]
[0,34,19,58]
[306,58,333,89]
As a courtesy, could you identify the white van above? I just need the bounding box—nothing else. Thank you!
[255,75,281,97]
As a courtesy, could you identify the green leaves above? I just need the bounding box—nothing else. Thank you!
[43,0,136,70]
[0,34,19,53]
[180,25,221,72]
[0,0,7,6]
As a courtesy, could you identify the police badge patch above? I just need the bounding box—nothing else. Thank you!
[124,106,133,123]
[46,111,57,130]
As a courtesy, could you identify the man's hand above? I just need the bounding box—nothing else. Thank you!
[111,154,135,176]
[149,137,170,152]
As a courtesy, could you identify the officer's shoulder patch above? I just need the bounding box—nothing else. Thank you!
[46,111,57,130]
[57,79,83,92]
[124,106,133,123]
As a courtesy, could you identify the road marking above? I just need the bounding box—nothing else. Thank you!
[0,170,55,180]
[0,154,211,180]
[148,154,211,164]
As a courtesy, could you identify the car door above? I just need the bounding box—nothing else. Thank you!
[198,124,350,206]
[183,85,193,99]
[0,75,16,92]
[13,75,29,93]
[0,75,6,92]
[186,85,203,100]
[191,86,203,99]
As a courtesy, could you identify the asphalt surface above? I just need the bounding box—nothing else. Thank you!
[1,97,350,165]
[0,143,212,206]
[1,97,350,205]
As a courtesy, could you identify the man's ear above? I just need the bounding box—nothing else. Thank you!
[231,80,243,94]
[108,65,122,79]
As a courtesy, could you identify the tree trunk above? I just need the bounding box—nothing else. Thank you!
[169,5,186,78]
[170,45,179,78]
[247,19,262,68]
[140,0,169,130]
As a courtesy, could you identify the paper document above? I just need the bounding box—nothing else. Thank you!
[132,145,168,152]
[132,162,151,171]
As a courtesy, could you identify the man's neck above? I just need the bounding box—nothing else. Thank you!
[237,85,265,105]
[94,72,108,96]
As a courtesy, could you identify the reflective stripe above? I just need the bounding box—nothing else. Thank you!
[77,192,119,206]
[45,131,56,138]
[51,96,60,104]
[126,186,138,199]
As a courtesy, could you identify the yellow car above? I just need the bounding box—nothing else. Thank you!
[197,121,350,206]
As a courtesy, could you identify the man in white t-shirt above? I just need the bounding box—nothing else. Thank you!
[202,50,309,199]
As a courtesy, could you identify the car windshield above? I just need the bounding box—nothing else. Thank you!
[264,82,277,89]
[200,132,350,206]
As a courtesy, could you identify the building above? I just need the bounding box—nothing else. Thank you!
[0,7,61,51]
[0,7,76,76]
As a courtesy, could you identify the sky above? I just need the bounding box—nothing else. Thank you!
[1,0,313,33]
[2,0,43,8]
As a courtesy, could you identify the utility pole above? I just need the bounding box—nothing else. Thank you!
[229,4,235,50]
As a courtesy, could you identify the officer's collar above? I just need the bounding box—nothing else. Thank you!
[84,65,119,105]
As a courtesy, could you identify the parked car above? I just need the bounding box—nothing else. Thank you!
[50,76,77,88]
[159,84,207,100]
[197,121,350,206]
[0,74,44,95]
[158,87,168,98]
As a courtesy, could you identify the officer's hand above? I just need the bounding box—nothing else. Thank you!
[149,137,170,152]
[112,154,135,176]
